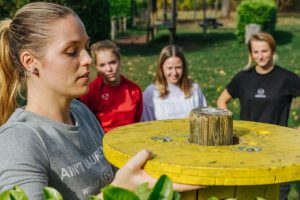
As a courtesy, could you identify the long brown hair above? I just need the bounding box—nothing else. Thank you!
[154,45,192,98]
[0,2,76,125]
[244,32,277,70]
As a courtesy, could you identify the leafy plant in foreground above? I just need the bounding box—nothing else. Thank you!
[0,175,268,200]
[96,174,180,200]
[0,175,180,200]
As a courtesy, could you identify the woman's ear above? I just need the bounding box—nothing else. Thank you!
[19,50,37,72]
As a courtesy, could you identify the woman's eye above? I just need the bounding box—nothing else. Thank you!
[66,49,78,57]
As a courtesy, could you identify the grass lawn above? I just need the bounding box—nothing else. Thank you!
[112,13,300,128]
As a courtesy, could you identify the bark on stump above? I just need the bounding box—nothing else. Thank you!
[190,107,233,146]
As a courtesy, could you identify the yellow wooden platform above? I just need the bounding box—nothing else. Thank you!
[103,120,300,199]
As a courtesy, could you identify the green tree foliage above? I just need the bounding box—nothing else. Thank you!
[0,0,29,18]
[110,0,131,16]
[136,0,147,11]
[48,0,111,43]
[65,0,111,43]
[0,0,111,43]
[236,0,277,42]
[155,0,215,11]
[0,7,8,19]
[110,0,136,27]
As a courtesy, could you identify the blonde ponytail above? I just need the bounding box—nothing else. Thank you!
[0,19,20,125]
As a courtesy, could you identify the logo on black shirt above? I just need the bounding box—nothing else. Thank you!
[254,88,266,98]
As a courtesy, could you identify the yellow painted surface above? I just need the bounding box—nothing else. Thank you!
[103,120,300,185]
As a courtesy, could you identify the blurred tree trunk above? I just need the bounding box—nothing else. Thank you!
[221,0,230,18]
[163,0,167,21]
[276,0,280,8]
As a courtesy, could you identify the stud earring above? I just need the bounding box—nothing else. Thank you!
[28,67,38,75]
[32,68,38,74]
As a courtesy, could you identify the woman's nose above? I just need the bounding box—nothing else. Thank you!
[259,51,265,57]
[171,68,177,75]
[81,50,92,66]
[106,64,113,71]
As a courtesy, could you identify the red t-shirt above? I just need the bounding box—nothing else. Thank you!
[80,75,143,133]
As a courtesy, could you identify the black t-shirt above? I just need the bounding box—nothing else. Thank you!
[226,65,300,126]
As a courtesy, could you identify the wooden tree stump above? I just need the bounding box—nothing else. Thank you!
[189,107,233,146]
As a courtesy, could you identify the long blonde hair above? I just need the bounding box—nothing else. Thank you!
[0,2,76,125]
[154,45,192,98]
[244,32,277,70]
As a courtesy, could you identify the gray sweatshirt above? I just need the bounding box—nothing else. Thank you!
[0,100,114,200]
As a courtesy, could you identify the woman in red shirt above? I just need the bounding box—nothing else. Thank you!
[80,40,143,133]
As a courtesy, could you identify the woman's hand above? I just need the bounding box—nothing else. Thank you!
[111,149,205,192]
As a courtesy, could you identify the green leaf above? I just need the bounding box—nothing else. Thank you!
[0,186,29,200]
[88,195,99,200]
[43,187,63,200]
[102,186,140,200]
[135,183,151,200]
[256,197,266,200]
[171,192,180,200]
[0,190,11,200]
[148,175,173,200]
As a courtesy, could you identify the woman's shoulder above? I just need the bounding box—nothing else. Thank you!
[144,84,157,92]
[275,65,299,77]
[0,120,35,136]
[1,108,51,139]
[142,84,158,101]
[120,76,143,99]
[2,108,41,132]
[71,99,96,119]
[191,81,198,87]
[0,119,46,155]
[71,99,88,110]
[190,82,202,90]
[121,75,141,89]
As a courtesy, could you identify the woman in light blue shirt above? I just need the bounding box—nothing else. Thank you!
[142,45,207,121]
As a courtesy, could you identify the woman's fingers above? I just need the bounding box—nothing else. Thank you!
[125,149,153,171]
[111,149,154,190]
